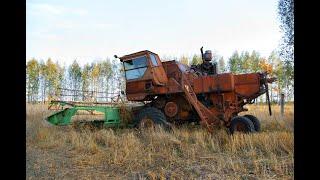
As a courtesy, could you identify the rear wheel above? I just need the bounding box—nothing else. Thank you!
[244,115,261,132]
[133,107,172,130]
[229,116,255,134]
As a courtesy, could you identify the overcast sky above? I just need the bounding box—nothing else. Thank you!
[26,0,281,66]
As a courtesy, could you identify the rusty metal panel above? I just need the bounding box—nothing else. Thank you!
[234,73,259,85]
[126,81,148,94]
[193,73,235,93]
[152,78,181,95]
[153,86,168,94]
[234,73,260,97]
[162,61,182,80]
[151,66,168,85]
[165,78,181,93]
[149,53,168,85]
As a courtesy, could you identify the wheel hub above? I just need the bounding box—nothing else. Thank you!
[164,102,178,117]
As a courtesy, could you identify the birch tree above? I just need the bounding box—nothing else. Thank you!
[26,58,40,103]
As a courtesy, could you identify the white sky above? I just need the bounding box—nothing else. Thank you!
[27,0,282,66]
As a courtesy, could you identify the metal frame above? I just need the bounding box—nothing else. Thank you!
[46,87,124,127]
[46,100,121,127]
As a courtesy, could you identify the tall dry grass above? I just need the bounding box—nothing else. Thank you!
[26,103,293,179]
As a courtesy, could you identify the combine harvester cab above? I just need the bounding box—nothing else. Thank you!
[117,50,169,101]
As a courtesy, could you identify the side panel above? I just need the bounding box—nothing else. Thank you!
[126,78,181,101]
[162,61,182,80]
[126,80,152,94]
[150,54,168,85]
[192,73,235,93]
[234,73,261,97]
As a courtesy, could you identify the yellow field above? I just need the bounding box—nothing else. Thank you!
[26,103,293,179]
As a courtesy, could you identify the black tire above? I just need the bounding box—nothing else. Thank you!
[244,115,261,132]
[229,116,255,134]
[133,107,172,130]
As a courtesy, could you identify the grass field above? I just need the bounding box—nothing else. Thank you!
[26,103,293,179]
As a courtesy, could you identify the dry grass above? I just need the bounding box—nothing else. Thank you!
[26,103,293,179]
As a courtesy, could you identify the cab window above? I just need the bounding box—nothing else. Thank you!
[150,54,159,66]
[124,56,147,70]
[123,56,148,80]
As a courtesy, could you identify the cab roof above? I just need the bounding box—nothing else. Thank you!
[119,50,158,62]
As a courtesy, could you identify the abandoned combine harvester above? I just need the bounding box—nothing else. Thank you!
[46,47,276,134]
[116,47,276,133]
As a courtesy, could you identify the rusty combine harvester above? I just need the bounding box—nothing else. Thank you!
[46,47,276,134]
[115,47,276,133]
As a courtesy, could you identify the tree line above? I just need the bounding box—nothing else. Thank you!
[26,58,124,103]
[26,48,293,104]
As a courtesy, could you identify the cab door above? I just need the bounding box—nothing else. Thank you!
[149,53,168,85]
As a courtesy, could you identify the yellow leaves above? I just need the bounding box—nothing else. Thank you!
[259,59,273,74]
[91,63,101,78]
[179,56,189,65]
[46,59,58,76]
[27,59,39,69]
[27,59,40,77]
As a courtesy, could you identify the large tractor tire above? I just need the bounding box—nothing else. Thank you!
[133,107,172,131]
[244,115,261,132]
[229,116,255,134]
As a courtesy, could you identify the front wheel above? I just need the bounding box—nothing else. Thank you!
[133,107,172,131]
[229,116,255,134]
[244,115,261,132]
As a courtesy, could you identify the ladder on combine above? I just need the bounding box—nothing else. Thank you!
[181,73,220,132]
